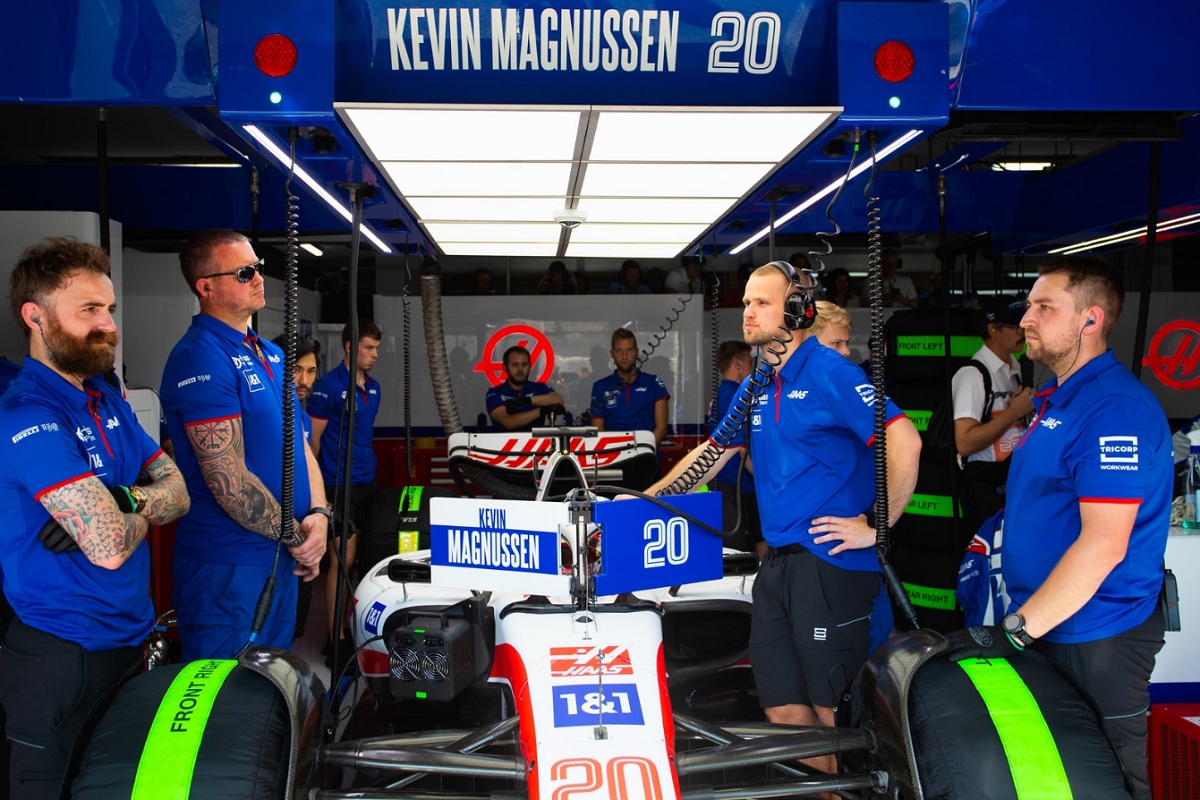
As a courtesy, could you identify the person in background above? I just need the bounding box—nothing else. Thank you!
[941,258,1171,800]
[638,264,920,774]
[590,327,669,446]
[0,237,189,798]
[809,300,853,358]
[536,260,579,295]
[307,321,382,656]
[665,255,702,294]
[472,267,495,295]
[160,229,327,660]
[608,259,652,295]
[951,298,1034,535]
[706,340,762,557]
[822,267,860,308]
[881,248,918,308]
[271,333,322,639]
[486,345,565,432]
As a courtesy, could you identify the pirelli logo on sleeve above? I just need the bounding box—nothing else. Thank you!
[1099,436,1139,470]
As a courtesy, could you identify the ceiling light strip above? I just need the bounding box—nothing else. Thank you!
[1058,214,1200,256]
[1049,211,1200,255]
[243,125,393,255]
[729,129,924,256]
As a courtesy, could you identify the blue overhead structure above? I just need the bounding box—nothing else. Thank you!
[0,0,1198,256]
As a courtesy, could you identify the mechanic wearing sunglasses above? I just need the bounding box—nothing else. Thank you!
[160,230,328,660]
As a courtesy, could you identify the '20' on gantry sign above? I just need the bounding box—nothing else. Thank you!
[474,324,556,387]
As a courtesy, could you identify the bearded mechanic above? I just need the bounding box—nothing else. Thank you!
[0,238,189,799]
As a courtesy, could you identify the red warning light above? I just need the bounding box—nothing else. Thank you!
[254,34,298,78]
[874,41,915,83]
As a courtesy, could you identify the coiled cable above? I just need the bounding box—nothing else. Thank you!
[863,131,919,629]
[402,234,414,482]
[637,292,692,369]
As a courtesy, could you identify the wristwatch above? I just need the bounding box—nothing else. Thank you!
[129,486,149,513]
[1001,612,1036,647]
[307,505,333,522]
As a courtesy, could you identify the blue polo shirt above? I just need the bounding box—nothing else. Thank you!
[590,370,669,432]
[1004,350,1171,644]
[0,359,161,649]
[720,337,904,572]
[160,314,312,565]
[485,380,556,432]
[307,362,381,486]
[708,377,754,491]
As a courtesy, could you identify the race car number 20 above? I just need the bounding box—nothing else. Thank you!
[643,517,688,568]
[549,756,663,800]
[552,684,644,728]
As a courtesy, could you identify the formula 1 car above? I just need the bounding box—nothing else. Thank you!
[69,428,1131,800]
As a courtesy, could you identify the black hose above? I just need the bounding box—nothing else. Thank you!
[864,132,919,630]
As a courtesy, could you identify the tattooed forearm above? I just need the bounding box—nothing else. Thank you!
[186,417,283,539]
[139,454,190,525]
[41,477,147,569]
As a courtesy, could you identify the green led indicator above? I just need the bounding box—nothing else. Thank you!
[414,628,425,634]
[269,91,283,105]
[888,96,901,109]
[416,691,428,699]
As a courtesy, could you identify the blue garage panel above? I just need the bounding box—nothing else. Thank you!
[0,0,214,104]
[831,2,949,125]
[335,0,833,106]
[218,0,335,121]
[952,0,1200,111]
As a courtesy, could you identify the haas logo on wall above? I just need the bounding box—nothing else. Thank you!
[474,324,556,387]
[1142,319,1200,391]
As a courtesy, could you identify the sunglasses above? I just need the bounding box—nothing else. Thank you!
[200,258,265,283]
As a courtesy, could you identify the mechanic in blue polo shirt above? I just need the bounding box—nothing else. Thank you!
[642,263,921,774]
[0,237,189,799]
[160,229,327,661]
[486,345,565,432]
[307,320,382,648]
[589,327,669,445]
[942,258,1171,800]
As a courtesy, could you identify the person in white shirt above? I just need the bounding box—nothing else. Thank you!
[952,298,1035,532]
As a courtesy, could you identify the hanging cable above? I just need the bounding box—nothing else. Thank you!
[242,129,302,652]
[863,131,919,630]
[402,234,414,482]
[636,293,693,368]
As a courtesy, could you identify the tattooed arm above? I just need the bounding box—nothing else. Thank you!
[39,478,149,570]
[137,453,190,525]
[184,416,285,539]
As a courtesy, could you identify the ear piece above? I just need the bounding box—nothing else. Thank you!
[32,316,41,326]
[1085,315,1096,327]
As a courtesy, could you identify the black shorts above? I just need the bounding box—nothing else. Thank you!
[325,480,378,536]
[749,547,880,710]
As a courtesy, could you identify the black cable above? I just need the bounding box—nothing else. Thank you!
[637,293,693,369]
[402,234,414,482]
[244,128,302,649]
[863,131,919,630]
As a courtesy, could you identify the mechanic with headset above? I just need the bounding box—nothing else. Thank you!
[643,263,921,771]
[0,238,189,799]
[307,320,382,653]
[942,258,1171,800]
[160,229,327,660]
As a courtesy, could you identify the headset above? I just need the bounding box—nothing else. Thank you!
[1085,314,1096,327]
[765,260,817,331]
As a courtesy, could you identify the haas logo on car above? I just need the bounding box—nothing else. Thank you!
[473,434,635,470]
[549,645,634,677]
